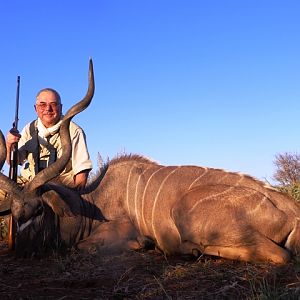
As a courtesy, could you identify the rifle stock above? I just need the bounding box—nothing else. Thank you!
[8,75,20,250]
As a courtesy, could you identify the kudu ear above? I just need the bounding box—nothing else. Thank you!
[42,190,73,217]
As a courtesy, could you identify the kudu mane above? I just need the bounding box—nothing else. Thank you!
[84,154,158,193]
[110,154,158,166]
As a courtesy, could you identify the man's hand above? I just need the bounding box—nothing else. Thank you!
[6,128,21,165]
[6,128,21,146]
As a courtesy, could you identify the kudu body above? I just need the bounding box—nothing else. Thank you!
[1,60,300,263]
[76,157,300,263]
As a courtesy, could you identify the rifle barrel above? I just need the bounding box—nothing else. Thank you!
[14,76,20,129]
[8,75,20,251]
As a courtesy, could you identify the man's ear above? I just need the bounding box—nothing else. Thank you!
[42,190,73,217]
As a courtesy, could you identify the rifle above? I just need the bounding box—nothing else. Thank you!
[8,75,20,250]
[9,76,20,181]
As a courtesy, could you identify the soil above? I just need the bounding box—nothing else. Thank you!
[0,240,300,299]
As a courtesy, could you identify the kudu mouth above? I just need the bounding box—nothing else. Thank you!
[0,59,95,214]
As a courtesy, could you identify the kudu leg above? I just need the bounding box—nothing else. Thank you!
[178,234,290,263]
[76,219,142,254]
[285,217,300,257]
[200,239,290,263]
[172,187,292,263]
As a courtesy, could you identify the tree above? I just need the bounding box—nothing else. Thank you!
[273,152,300,202]
[273,152,300,186]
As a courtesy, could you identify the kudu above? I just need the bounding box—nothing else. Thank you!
[1,60,300,263]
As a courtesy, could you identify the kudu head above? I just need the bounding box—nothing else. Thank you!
[0,59,95,255]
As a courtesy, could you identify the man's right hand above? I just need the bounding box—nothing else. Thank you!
[6,128,21,146]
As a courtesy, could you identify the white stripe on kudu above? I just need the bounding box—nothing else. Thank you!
[140,166,166,233]
[151,167,181,243]
[126,165,136,218]
[134,166,152,233]
[188,174,245,214]
[188,167,208,190]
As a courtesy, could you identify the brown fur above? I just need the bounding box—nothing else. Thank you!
[76,156,300,263]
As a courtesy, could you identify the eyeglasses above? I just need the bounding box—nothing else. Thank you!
[35,102,61,110]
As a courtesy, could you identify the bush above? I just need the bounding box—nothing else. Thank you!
[277,184,300,203]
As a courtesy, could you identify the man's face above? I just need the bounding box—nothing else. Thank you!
[35,91,62,128]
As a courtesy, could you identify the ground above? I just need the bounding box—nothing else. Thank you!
[0,240,300,299]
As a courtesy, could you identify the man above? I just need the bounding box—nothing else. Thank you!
[5,88,92,190]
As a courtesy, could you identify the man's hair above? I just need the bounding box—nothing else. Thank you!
[36,88,62,104]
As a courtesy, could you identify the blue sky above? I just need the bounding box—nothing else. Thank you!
[1,1,300,183]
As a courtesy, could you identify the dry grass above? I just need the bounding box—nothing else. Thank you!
[0,239,299,299]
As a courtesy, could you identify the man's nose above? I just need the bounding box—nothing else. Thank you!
[44,104,54,111]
